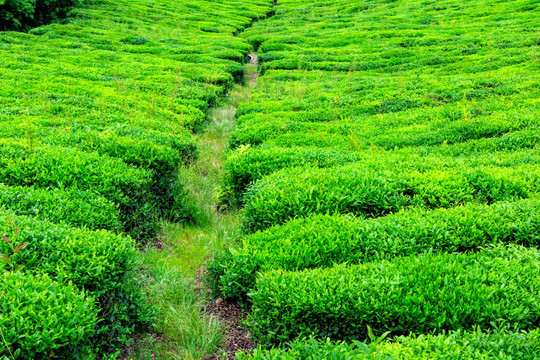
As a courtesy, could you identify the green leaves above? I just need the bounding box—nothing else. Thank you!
[212,198,540,301]
[248,245,540,344]
[239,329,540,359]
[0,272,98,358]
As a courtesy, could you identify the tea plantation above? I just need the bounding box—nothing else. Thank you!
[210,0,540,357]
[1,0,539,358]
[0,0,273,357]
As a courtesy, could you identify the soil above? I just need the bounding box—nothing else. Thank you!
[199,266,255,360]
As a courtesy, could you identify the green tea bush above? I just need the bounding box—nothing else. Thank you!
[47,128,198,221]
[239,330,540,360]
[0,140,157,239]
[229,96,537,152]
[221,146,359,204]
[0,211,154,355]
[0,271,98,359]
[210,198,540,301]
[0,121,199,223]
[0,184,122,232]
[248,245,540,344]
[242,162,540,232]
[0,211,135,299]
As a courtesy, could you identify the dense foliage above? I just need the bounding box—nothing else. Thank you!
[0,272,98,358]
[0,0,273,357]
[210,198,540,301]
[239,330,540,360]
[249,245,540,344]
[0,0,79,31]
[210,0,540,357]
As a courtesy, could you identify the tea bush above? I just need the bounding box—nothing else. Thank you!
[249,245,540,344]
[0,184,122,231]
[242,161,540,232]
[0,139,157,239]
[0,271,98,359]
[216,0,540,355]
[239,330,540,359]
[221,146,359,204]
[210,198,540,301]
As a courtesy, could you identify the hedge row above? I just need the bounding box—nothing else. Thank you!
[0,122,200,222]
[0,272,97,359]
[0,211,136,297]
[248,245,540,344]
[1,0,276,357]
[221,146,359,204]
[0,183,122,232]
[209,198,540,301]
[230,99,537,151]
[0,139,157,239]
[239,330,540,360]
[0,210,153,356]
[223,122,540,203]
[242,161,540,232]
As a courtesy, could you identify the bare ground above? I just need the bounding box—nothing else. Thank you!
[198,266,255,360]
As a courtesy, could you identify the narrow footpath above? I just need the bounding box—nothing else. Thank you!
[181,55,260,360]
[131,55,260,360]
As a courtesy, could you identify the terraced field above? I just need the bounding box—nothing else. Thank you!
[1,0,539,358]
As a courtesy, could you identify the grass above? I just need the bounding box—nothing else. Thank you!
[124,63,258,360]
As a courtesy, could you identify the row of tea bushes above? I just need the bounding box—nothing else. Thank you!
[238,330,540,359]
[222,123,540,203]
[230,102,538,150]
[242,159,540,232]
[0,0,275,357]
[0,210,153,357]
[0,139,157,239]
[223,63,539,203]
[0,183,122,232]
[209,198,540,301]
[248,245,540,344]
[0,119,199,223]
[221,146,360,205]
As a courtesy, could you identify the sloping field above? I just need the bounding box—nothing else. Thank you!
[0,0,272,357]
[2,0,539,358]
[209,0,540,357]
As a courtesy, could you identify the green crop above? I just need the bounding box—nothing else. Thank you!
[209,198,540,302]
[249,245,540,344]
[0,272,98,359]
[239,330,540,359]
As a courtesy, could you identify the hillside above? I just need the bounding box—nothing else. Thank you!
[1,0,539,358]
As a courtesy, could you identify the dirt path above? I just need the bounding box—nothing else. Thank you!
[200,53,259,360]
[248,54,258,76]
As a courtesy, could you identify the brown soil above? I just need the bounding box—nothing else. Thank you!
[199,266,255,360]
